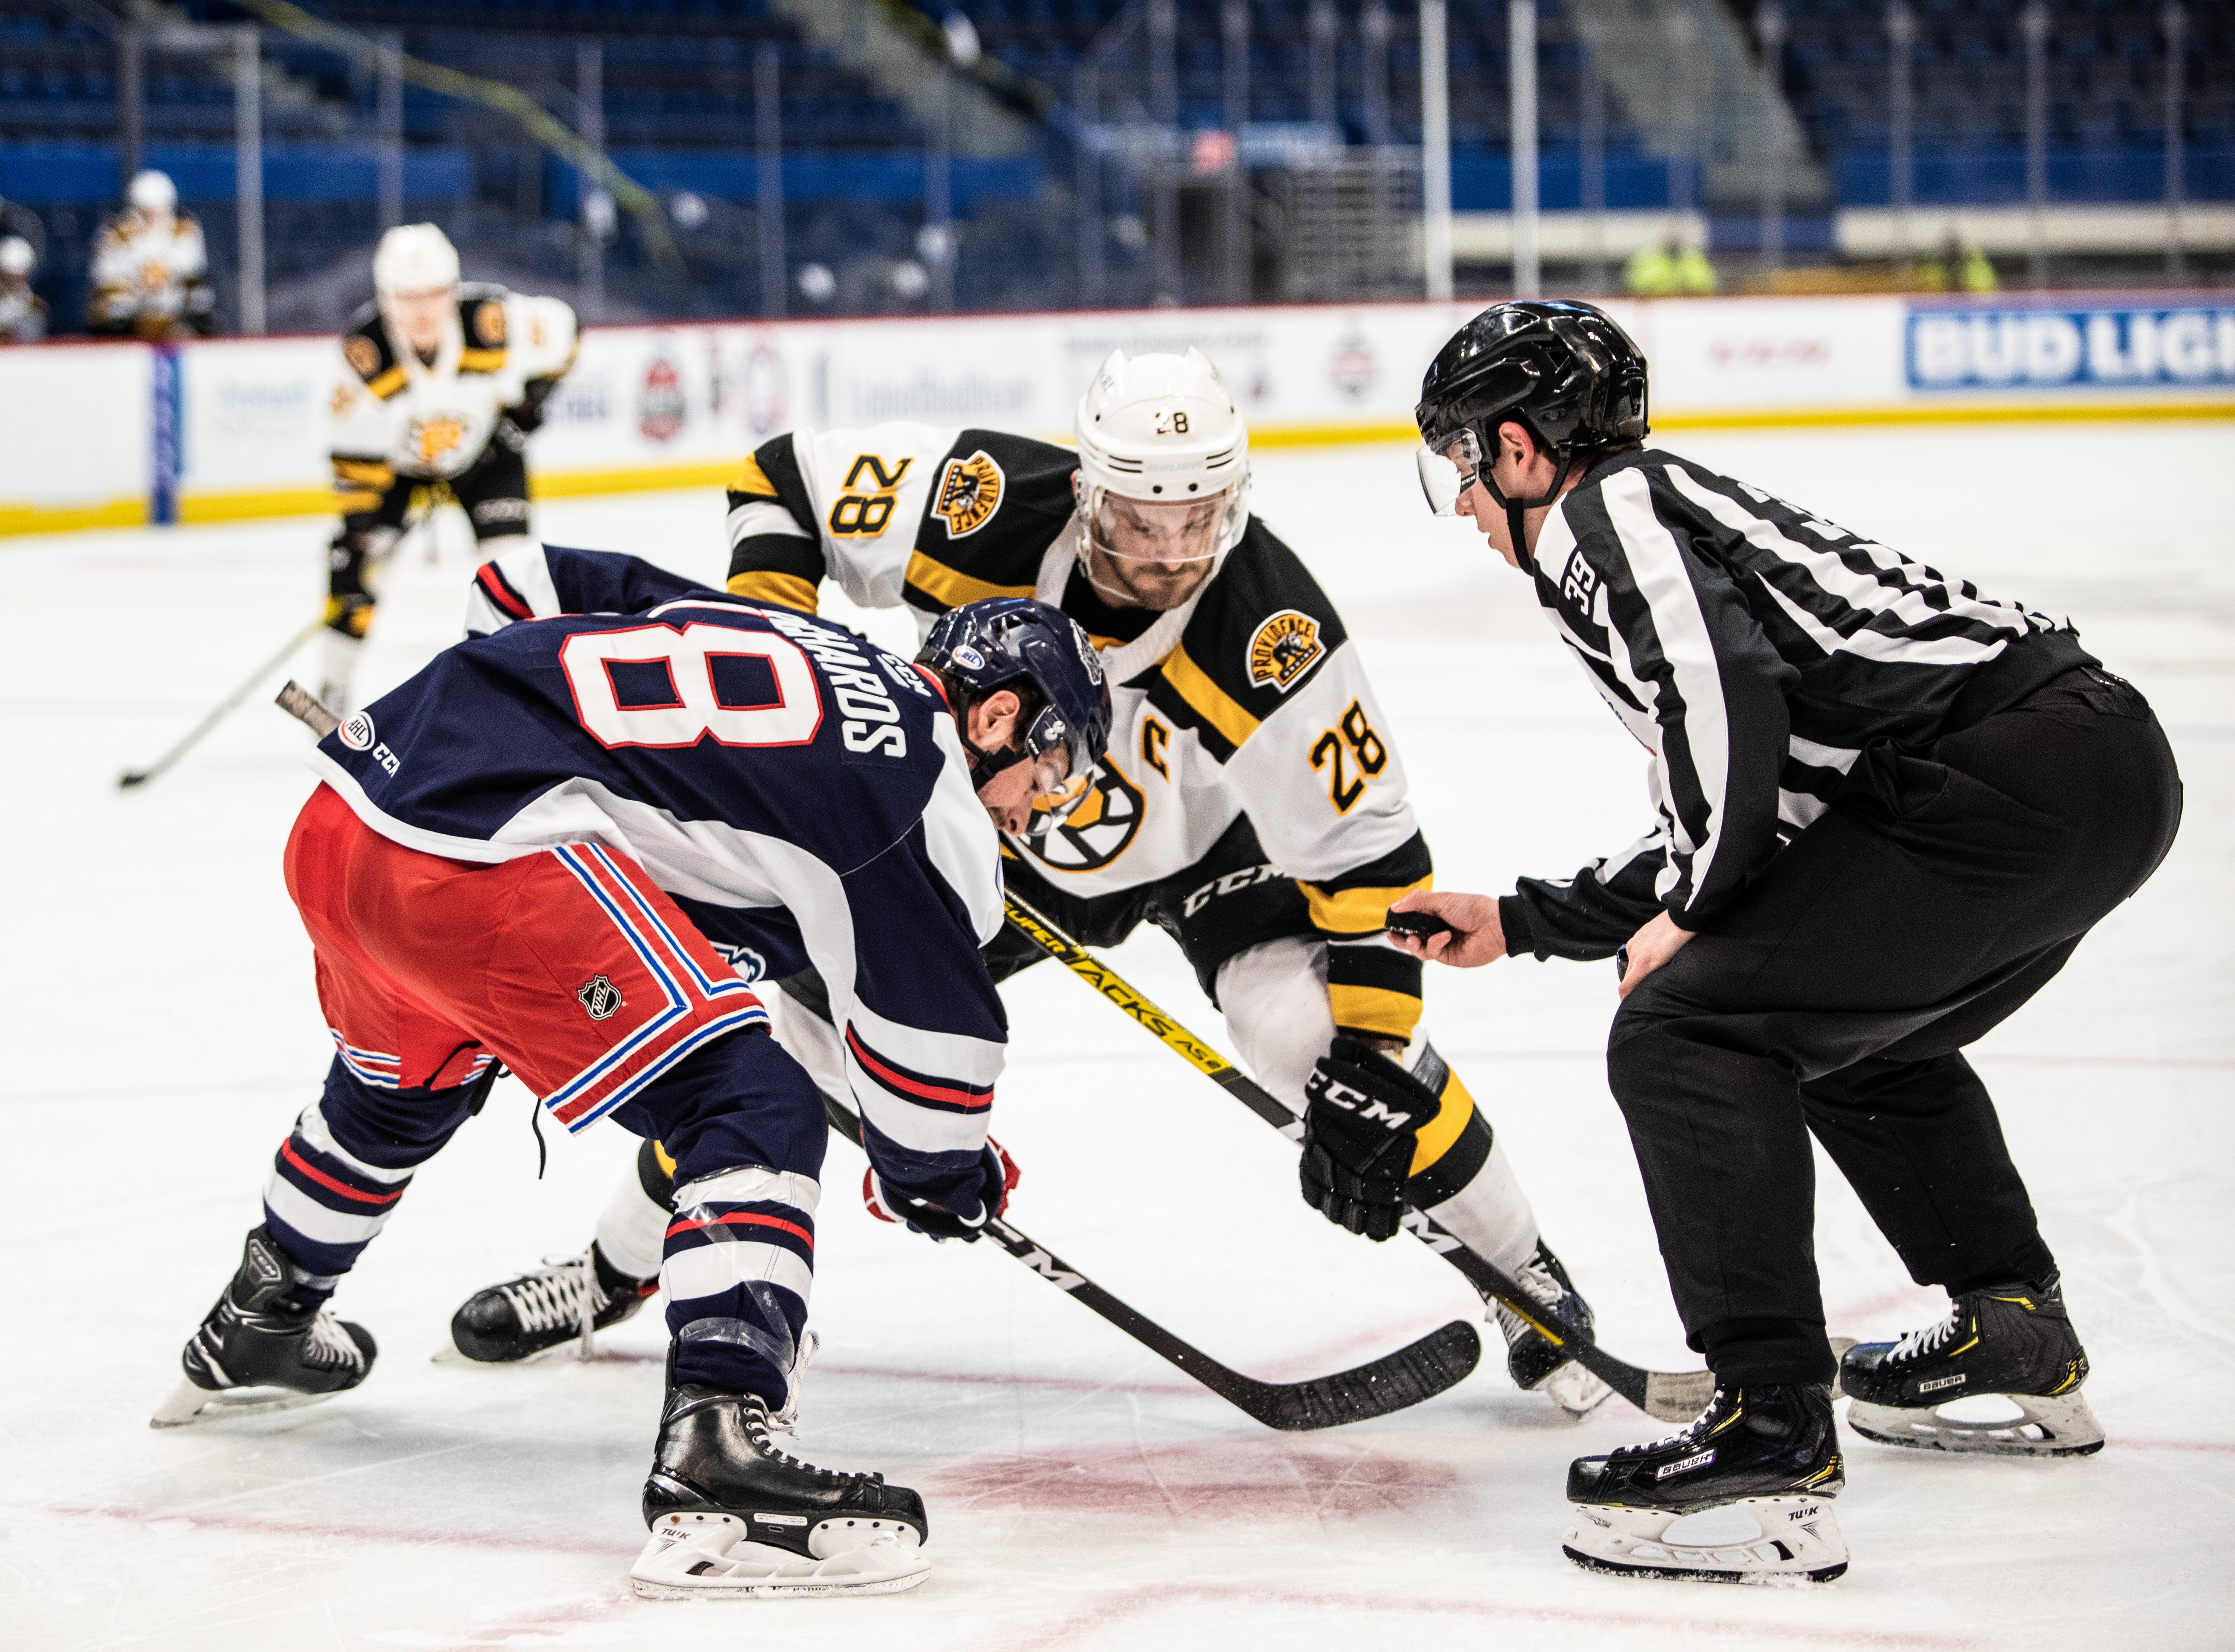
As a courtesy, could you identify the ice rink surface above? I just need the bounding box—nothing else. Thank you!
[2,422,2231,1650]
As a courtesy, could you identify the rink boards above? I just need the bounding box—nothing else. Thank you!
[5,290,2235,535]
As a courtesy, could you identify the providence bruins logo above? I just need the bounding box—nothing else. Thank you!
[343,335,380,378]
[1018,758,1145,874]
[933,450,1005,539]
[577,974,623,1021]
[410,415,469,466]
[1247,609,1325,692]
[474,298,507,345]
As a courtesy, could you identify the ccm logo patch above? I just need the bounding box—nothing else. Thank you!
[933,449,1005,538]
[577,974,624,1021]
[1656,1448,1714,1480]
[1247,609,1324,692]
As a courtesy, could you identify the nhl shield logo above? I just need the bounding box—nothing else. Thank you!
[577,974,624,1022]
[1247,609,1325,692]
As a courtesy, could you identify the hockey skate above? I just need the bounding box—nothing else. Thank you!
[449,1242,656,1363]
[1841,1272,2103,1457]
[1563,1383,1848,1585]
[1494,1241,1613,1418]
[151,1226,376,1428]
[631,1385,930,1599]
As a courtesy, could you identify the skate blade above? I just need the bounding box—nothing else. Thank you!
[1846,1390,2105,1457]
[1562,1496,1848,1586]
[149,1375,345,1430]
[630,1515,929,1599]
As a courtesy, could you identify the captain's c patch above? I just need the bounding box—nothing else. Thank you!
[1246,609,1324,693]
[933,450,1005,539]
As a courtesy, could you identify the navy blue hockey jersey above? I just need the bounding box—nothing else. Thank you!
[311,547,1006,1193]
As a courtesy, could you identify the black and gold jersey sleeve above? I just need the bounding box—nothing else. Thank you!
[456,283,509,375]
[1311,835,1433,1043]
[724,436,826,612]
[898,429,1080,619]
[338,302,406,403]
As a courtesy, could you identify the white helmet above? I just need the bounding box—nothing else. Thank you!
[373,222,461,298]
[1072,348,1252,602]
[127,169,177,215]
[0,237,33,278]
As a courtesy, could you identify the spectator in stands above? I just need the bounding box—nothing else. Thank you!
[0,237,46,343]
[86,169,217,340]
[1624,231,1718,297]
[1920,230,1998,296]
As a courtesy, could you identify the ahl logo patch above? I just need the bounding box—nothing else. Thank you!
[576,974,624,1022]
[1247,610,1324,693]
[338,711,376,751]
[933,450,1005,538]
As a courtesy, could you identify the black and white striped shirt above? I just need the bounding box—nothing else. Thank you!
[1502,447,2095,958]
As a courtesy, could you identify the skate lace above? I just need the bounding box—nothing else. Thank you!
[1890,1302,1963,1364]
[500,1254,599,1336]
[303,1311,365,1373]
[763,1329,821,1436]
[1492,1254,1565,1342]
[745,1388,877,1487]
[1615,1386,1728,1458]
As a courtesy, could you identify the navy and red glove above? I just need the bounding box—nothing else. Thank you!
[864,1138,1019,1243]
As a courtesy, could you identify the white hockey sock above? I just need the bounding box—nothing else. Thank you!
[1418,1137,1539,1280]
[595,1163,669,1282]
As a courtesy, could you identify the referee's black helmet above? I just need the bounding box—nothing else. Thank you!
[1415,300,1650,464]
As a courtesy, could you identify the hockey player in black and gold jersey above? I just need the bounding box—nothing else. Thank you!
[320,223,577,708]
[451,350,1610,1416]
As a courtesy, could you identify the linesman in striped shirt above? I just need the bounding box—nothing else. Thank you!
[1381,302,2180,1583]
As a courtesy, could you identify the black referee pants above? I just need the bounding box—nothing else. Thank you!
[1607,669,2182,1385]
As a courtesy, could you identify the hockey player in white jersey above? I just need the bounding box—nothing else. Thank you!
[85,169,215,339]
[319,223,577,708]
[447,349,1612,1417]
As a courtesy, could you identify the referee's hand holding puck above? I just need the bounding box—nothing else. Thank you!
[1385,891,1507,967]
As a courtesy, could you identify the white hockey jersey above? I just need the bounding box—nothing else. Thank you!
[86,208,212,338]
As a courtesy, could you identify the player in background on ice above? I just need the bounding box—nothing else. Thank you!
[448,349,1613,1419]
[1393,301,2182,1582]
[85,170,215,340]
[0,236,46,343]
[155,574,1112,1600]
[319,222,577,709]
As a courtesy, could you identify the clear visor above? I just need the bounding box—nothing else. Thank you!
[1018,704,1094,836]
[1415,427,1482,517]
[1086,487,1238,566]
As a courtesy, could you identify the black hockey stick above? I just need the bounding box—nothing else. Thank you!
[818,1092,1481,1432]
[119,615,328,788]
[1001,891,1718,1425]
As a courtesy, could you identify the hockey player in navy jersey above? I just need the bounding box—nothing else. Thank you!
[154,568,1111,1600]
[446,350,1614,1417]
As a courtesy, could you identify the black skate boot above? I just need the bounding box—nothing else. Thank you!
[450,1242,656,1363]
[1841,1272,2101,1457]
[151,1226,377,1428]
[1494,1241,1612,1417]
[631,1384,931,1598]
[1563,1384,1848,1584]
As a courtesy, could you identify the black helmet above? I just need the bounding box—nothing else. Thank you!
[918,596,1113,833]
[1414,302,1649,565]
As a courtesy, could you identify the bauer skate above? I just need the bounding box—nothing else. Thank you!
[1563,1383,1848,1585]
[449,1242,656,1363]
[151,1226,376,1428]
[1495,1240,1613,1418]
[1841,1272,2103,1457]
[631,1385,930,1599]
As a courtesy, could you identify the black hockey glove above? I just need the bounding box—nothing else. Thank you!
[1299,1036,1437,1242]
[863,1139,1019,1244]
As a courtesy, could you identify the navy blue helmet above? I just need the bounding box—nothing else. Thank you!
[918,597,1113,832]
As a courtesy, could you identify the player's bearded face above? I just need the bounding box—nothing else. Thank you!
[1085,493,1231,610]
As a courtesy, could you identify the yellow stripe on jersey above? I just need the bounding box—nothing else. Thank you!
[903,549,1034,610]
[732,452,781,498]
[333,489,383,514]
[458,347,507,373]
[365,365,408,401]
[727,569,819,612]
[1328,982,1423,1044]
[1303,877,1432,938]
[332,458,396,488]
[1160,643,1260,750]
[1407,1061,1478,1179]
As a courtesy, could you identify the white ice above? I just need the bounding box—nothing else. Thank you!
[2,423,2230,1650]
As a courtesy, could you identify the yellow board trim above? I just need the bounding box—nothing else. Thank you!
[1408,1063,1477,1178]
[904,549,1035,609]
[732,452,780,498]
[1304,877,1432,936]
[365,364,408,401]
[726,569,819,612]
[1329,983,1423,1043]
[1161,642,1260,750]
[0,496,148,535]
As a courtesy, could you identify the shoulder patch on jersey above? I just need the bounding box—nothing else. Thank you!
[1246,609,1324,693]
[933,449,1005,539]
[343,334,380,379]
[474,298,507,347]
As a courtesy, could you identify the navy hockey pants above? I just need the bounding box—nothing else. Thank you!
[1607,669,2182,1386]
